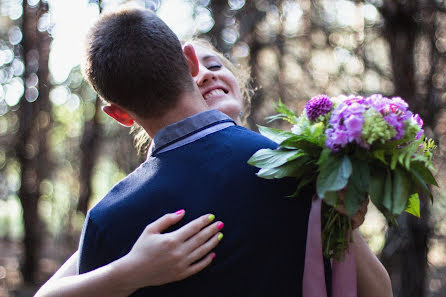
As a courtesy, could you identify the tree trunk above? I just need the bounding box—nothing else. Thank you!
[379,3,430,297]
[245,38,263,131]
[77,97,102,215]
[276,2,289,105]
[236,1,267,131]
[208,0,229,53]
[77,0,104,216]
[16,1,50,284]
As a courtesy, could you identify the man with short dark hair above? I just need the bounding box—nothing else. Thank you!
[79,7,313,296]
[83,8,195,120]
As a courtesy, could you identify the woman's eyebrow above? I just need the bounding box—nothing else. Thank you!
[201,55,219,61]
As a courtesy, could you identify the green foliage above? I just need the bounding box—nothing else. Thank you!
[345,159,369,216]
[265,99,298,124]
[316,155,352,199]
[256,157,311,179]
[362,108,396,144]
[248,100,439,259]
[257,125,295,144]
[248,148,304,169]
[405,193,420,218]
[391,166,412,215]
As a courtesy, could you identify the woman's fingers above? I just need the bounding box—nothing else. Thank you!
[172,213,216,241]
[351,198,369,229]
[180,252,216,280]
[183,220,223,252]
[334,192,370,229]
[186,231,222,264]
[145,209,186,234]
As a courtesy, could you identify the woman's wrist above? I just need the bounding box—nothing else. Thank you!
[106,255,143,295]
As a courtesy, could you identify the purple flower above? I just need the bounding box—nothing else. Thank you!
[384,113,405,140]
[412,114,424,139]
[365,95,412,141]
[413,114,423,127]
[325,99,366,151]
[416,130,424,140]
[344,115,363,139]
[390,97,409,112]
[305,95,333,121]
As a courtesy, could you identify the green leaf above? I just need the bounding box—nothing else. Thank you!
[344,159,370,217]
[372,150,387,164]
[310,122,325,138]
[317,148,332,166]
[383,169,393,213]
[409,161,436,202]
[256,157,310,179]
[279,136,323,155]
[265,100,298,124]
[390,151,398,170]
[391,166,412,215]
[411,161,438,187]
[248,149,303,169]
[369,167,399,226]
[369,165,385,207]
[316,155,352,198]
[287,175,315,198]
[345,184,363,217]
[324,191,339,206]
[257,126,296,144]
[398,153,406,168]
[409,169,431,201]
[353,159,370,192]
[404,152,412,170]
[275,99,297,119]
[405,193,420,218]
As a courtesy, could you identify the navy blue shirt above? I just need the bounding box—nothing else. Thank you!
[78,110,317,296]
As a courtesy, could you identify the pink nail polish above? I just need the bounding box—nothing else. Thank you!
[175,209,185,215]
[217,222,224,230]
[212,253,216,259]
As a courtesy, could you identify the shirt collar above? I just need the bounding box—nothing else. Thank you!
[150,110,235,155]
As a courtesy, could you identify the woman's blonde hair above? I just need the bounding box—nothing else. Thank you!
[132,38,253,157]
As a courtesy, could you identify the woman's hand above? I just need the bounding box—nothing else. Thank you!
[117,210,223,290]
[35,210,223,297]
[335,191,369,229]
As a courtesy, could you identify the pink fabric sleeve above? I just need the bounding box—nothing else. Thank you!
[303,198,357,297]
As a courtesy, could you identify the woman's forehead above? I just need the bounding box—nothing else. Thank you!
[194,45,219,61]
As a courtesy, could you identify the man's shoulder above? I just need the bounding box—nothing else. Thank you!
[86,159,160,223]
[217,125,278,149]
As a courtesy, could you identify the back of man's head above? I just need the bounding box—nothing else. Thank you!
[83,7,194,119]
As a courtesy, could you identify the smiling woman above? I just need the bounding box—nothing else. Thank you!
[194,44,244,122]
[132,38,253,156]
[190,39,252,119]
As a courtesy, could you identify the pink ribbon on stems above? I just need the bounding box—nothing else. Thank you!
[303,197,357,297]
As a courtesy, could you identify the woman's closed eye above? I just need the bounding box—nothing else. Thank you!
[207,64,222,70]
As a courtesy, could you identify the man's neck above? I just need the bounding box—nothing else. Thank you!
[137,91,209,139]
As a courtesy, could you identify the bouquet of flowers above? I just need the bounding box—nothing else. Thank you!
[248,94,438,259]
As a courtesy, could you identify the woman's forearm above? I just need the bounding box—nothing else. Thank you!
[353,230,393,297]
[34,252,138,297]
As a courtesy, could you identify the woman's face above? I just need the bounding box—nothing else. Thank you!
[193,45,243,122]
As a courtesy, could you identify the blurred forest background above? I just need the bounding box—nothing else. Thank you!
[0,0,445,296]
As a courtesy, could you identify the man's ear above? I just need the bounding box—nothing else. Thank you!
[102,104,135,127]
[183,43,199,77]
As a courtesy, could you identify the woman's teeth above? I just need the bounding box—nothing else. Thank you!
[204,89,225,100]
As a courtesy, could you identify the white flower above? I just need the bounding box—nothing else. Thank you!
[291,124,302,135]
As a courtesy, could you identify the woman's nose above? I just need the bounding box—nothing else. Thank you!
[196,66,216,86]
